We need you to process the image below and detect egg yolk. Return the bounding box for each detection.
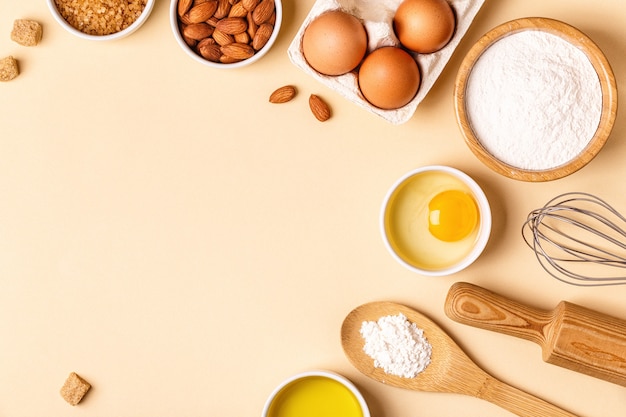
[428,190,478,242]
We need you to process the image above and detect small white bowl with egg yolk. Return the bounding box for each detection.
[380,165,491,276]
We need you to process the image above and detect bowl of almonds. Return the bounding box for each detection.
[171,0,282,68]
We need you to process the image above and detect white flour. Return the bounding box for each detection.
[360,313,432,378]
[465,30,602,170]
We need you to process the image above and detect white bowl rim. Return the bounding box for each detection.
[169,0,283,69]
[380,165,492,276]
[261,370,370,417]
[46,0,155,41]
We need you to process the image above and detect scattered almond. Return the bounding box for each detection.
[269,85,297,103]
[309,94,331,122]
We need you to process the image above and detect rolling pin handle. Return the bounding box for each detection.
[445,282,553,349]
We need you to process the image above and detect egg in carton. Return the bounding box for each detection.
[288,0,487,125]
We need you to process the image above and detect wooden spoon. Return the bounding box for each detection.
[341,301,579,417]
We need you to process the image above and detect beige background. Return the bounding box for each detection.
[2,0,626,416]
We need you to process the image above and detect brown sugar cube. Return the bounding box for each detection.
[11,19,43,46]
[0,56,19,82]
[60,372,91,406]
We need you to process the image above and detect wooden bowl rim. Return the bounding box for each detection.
[454,17,618,182]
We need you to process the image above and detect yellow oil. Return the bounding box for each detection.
[267,376,364,417]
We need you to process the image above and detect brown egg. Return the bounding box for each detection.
[393,0,456,54]
[302,10,368,76]
[358,46,421,110]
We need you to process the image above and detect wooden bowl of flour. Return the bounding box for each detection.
[454,17,617,182]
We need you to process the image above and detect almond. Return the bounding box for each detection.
[176,0,274,65]
[309,94,331,122]
[234,31,250,44]
[183,22,214,40]
[212,28,234,45]
[252,0,274,25]
[216,17,247,34]
[242,0,259,11]
[269,85,296,103]
[246,11,258,38]
[182,33,197,48]
[220,54,242,64]
[198,39,222,62]
[206,16,220,26]
[179,13,193,25]
[221,42,255,60]
[252,22,272,50]
[228,1,248,17]
[188,0,218,23]
[178,0,193,17]
[214,0,231,19]
[200,37,216,45]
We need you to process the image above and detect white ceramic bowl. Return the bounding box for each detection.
[47,0,155,41]
[170,0,283,68]
[380,166,491,276]
[262,370,370,417]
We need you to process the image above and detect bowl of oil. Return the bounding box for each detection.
[262,370,370,417]
[380,165,491,276]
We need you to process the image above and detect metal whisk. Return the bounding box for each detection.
[522,192,626,286]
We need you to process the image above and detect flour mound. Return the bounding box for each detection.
[360,313,432,378]
[465,30,602,170]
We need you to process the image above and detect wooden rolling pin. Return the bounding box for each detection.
[445,281,626,387]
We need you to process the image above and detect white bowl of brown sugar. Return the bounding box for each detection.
[47,0,155,41]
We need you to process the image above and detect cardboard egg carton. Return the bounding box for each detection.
[288,0,486,125]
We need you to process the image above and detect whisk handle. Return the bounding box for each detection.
[445,282,552,347]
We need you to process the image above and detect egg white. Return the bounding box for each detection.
[385,171,480,270]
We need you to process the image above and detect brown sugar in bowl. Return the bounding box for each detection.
[47,0,155,41]
[454,17,617,182]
